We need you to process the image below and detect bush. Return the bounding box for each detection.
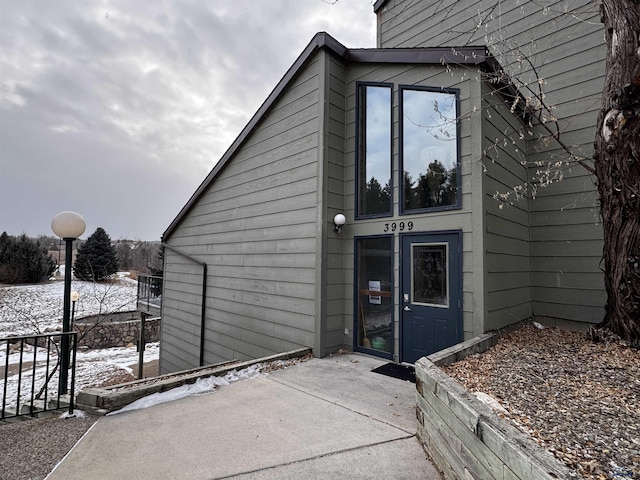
[0,232,56,284]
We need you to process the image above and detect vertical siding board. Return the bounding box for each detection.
[481,81,533,330]
[325,55,348,353]
[469,77,487,338]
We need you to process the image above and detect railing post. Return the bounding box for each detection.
[2,341,9,420]
[1,332,79,420]
[138,313,147,379]
[68,332,77,415]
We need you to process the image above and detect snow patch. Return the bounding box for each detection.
[60,409,88,419]
[0,342,159,407]
[109,364,265,415]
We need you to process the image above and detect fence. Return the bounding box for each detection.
[137,275,163,315]
[1,331,77,420]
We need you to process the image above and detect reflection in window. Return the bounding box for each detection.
[412,243,448,307]
[356,237,393,354]
[402,87,459,212]
[357,84,392,217]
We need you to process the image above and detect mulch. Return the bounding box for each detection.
[2,329,637,480]
[442,323,639,480]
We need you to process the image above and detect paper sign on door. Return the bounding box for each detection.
[368,280,381,304]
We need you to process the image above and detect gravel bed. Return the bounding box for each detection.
[0,414,96,480]
[0,355,311,479]
[443,324,639,480]
[0,364,151,480]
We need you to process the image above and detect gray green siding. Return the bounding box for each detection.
[162,0,607,371]
[160,55,324,373]
[481,81,532,330]
[523,7,605,324]
[377,0,606,326]
[159,255,205,373]
[324,55,349,353]
[343,63,485,349]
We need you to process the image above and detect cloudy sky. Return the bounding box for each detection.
[0,1,376,240]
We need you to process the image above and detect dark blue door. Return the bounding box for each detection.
[401,232,462,364]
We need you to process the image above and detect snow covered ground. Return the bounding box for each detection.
[0,342,160,408]
[0,278,159,410]
[1,279,301,415]
[0,274,138,336]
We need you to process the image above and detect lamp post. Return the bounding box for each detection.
[71,291,79,330]
[51,211,86,395]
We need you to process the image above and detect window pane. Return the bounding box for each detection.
[358,85,392,216]
[412,243,448,307]
[357,237,393,353]
[402,88,458,212]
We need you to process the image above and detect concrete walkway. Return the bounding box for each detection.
[48,354,442,479]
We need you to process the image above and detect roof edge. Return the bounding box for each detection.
[163,32,345,240]
[373,0,388,14]
[162,36,507,241]
[345,46,488,65]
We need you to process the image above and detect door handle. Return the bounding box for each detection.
[403,306,411,311]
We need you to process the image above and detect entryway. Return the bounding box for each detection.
[354,231,462,363]
[400,231,462,363]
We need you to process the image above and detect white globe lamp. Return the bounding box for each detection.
[51,211,86,395]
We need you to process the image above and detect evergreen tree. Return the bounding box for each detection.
[364,177,391,215]
[0,232,10,263]
[74,227,118,281]
[148,244,164,277]
[0,233,56,284]
[405,161,457,210]
[416,160,449,208]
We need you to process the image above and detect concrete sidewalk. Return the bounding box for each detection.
[48,354,441,479]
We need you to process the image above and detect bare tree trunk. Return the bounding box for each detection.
[594,0,640,342]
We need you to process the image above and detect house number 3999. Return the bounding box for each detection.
[384,221,413,232]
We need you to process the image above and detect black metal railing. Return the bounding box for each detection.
[1,331,77,420]
[137,274,163,313]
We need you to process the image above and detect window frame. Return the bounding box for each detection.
[355,81,394,220]
[399,85,462,215]
[353,234,395,359]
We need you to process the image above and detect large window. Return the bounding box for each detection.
[356,83,392,217]
[401,86,460,213]
[355,236,393,356]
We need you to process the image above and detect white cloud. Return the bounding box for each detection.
[0,1,376,240]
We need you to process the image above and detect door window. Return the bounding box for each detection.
[355,236,393,356]
[412,243,448,307]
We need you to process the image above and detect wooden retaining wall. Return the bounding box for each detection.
[415,335,579,480]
